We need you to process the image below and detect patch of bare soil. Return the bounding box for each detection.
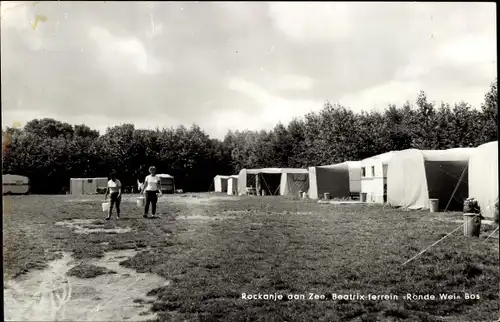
[323,200,364,205]
[177,214,236,220]
[63,199,98,203]
[4,249,170,321]
[55,219,133,234]
[171,194,235,204]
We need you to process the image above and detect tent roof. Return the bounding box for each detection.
[214,175,231,179]
[315,161,361,170]
[280,168,309,174]
[390,148,476,163]
[361,151,395,164]
[70,177,107,180]
[244,168,277,174]
[157,173,174,178]
[243,168,308,174]
[416,148,475,161]
[3,174,29,180]
[476,141,498,150]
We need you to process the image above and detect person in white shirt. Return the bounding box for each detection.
[140,166,162,218]
[104,173,122,220]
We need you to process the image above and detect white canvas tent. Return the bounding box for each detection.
[360,151,394,203]
[214,175,231,192]
[308,161,361,199]
[227,175,238,195]
[280,169,309,197]
[468,141,498,219]
[70,177,108,195]
[3,174,30,194]
[237,168,309,196]
[238,168,281,196]
[387,148,475,211]
[157,174,175,193]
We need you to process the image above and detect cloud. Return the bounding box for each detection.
[268,2,496,45]
[337,79,493,114]
[336,80,422,112]
[274,74,315,91]
[88,26,165,75]
[0,1,35,30]
[145,13,163,39]
[227,77,322,131]
[268,3,356,42]
[436,35,496,66]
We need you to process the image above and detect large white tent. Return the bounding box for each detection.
[280,169,309,197]
[387,148,475,211]
[238,168,280,196]
[3,174,30,194]
[70,177,108,195]
[227,175,239,195]
[308,161,361,199]
[237,168,309,196]
[360,151,394,203]
[468,141,498,219]
[213,175,231,192]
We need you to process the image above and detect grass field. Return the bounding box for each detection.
[3,193,499,321]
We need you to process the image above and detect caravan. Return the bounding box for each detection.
[3,174,30,195]
[157,174,175,193]
[360,151,394,203]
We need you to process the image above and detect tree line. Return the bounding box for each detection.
[2,80,497,194]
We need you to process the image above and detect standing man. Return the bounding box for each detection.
[140,166,162,218]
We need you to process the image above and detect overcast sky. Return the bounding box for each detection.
[1,1,496,139]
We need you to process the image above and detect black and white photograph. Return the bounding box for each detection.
[2,1,498,321]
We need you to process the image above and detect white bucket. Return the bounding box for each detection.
[101,202,109,212]
[429,199,439,213]
[137,197,145,207]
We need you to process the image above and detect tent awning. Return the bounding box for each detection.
[244,168,308,174]
[214,175,232,179]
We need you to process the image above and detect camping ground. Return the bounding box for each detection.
[3,193,499,321]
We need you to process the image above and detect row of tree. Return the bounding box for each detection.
[2,81,497,194]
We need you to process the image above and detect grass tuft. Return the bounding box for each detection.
[66,264,117,278]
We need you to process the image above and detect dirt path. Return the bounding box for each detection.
[4,248,170,321]
[4,193,230,321]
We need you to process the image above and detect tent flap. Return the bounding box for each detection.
[308,161,361,199]
[387,148,475,210]
[468,141,498,219]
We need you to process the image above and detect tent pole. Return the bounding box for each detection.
[443,164,468,213]
[260,174,272,195]
[274,184,281,196]
[291,174,308,197]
